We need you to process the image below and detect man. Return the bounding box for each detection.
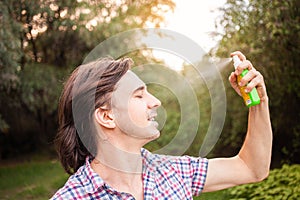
[51,51,272,199]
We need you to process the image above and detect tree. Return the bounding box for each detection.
[2,0,175,67]
[213,0,300,164]
[0,1,22,132]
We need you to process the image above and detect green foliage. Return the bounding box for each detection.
[19,63,68,125]
[180,62,212,156]
[0,1,22,131]
[228,164,300,199]
[0,63,70,158]
[214,0,300,163]
[193,189,230,200]
[0,1,22,71]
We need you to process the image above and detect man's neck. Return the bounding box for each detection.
[92,158,142,184]
[96,139,143,173]
[91,152,144,200]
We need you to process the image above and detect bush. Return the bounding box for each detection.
[228,164,300,200]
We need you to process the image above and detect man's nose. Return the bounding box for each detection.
[148,93,161,108]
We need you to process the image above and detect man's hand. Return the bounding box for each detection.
[229,51,268,102]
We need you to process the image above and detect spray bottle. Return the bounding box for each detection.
[232,55,260,107]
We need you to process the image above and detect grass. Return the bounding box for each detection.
[0,159,69,200]
[0,158,229,199]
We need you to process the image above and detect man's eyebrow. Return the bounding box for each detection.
[133,85,146,94]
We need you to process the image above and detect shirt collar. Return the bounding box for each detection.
[81,156,106,194]
[82,149,151,194]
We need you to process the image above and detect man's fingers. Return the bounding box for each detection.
[246,72,263,92]
[234,60,254,76]
[230,51,268,101]
[239,69,259,87]
[229,72,241,96]
[230,51,246,61]
[229,72,237,83]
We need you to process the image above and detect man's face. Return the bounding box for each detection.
[111,70,161,140]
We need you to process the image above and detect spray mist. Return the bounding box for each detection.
[232,55,260,107]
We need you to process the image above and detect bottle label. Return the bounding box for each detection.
[237,75,252,106]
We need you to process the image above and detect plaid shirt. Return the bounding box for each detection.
[51,148,208,199]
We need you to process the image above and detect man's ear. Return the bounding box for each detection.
[94,107,116,129]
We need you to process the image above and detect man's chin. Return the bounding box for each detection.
[147,130,160,141]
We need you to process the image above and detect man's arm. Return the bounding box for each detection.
[202,51,272,192]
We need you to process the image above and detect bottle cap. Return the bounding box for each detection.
[232,55,242,69]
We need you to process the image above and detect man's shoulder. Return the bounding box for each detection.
[50,157,105,199]
[50,165,87,199]
[141,148,208,170]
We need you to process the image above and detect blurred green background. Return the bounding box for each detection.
[0,0,299,199]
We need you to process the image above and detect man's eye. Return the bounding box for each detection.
[135,95,143,98]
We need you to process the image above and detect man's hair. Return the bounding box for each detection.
[55,57,132,175]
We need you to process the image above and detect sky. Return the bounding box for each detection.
[152,0,227,70]
[164,0,226,51]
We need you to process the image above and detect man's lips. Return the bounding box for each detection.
[147,113,157,121]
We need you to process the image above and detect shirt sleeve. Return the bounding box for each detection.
[172,155,209,196]
[190,157,208,195]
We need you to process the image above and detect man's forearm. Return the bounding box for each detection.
[238,98,273,181]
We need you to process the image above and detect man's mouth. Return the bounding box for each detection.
[147,113,157,121]
[147,112,159,129]
[148,116,156,121]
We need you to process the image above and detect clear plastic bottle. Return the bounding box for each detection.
[232,55,260,107]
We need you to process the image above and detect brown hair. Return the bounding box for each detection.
[55,57,132,174]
